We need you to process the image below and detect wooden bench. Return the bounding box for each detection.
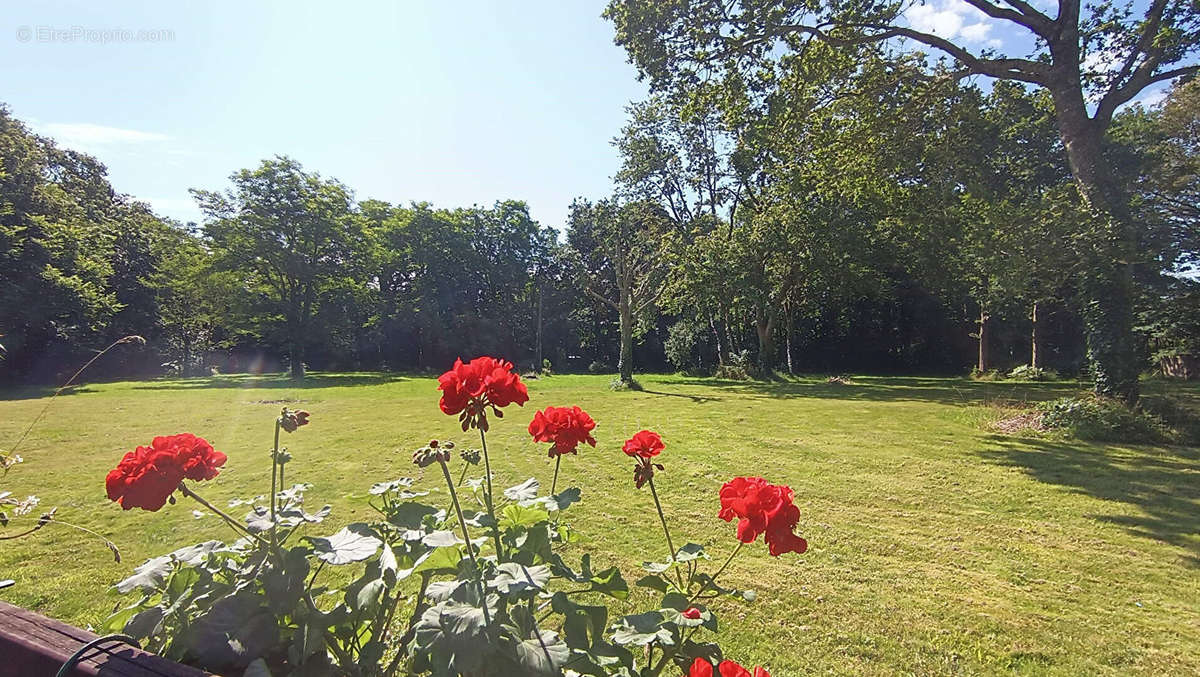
[0,601,213,676]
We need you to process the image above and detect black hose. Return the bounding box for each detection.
[55,633,141,677]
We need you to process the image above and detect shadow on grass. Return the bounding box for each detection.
[666,375,1083,406]
[129,372,410,391]
[979,436,1200,567]
[639,388,723,404]
[0,384,100,401]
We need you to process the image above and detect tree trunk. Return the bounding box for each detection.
[1031,301,1042,370]
[290,342,305,380]
[535,286,543,371]
[710,315,729,367]
[977,309,990,372]
[1050,85,1139,402]
[755,314,775,376]
[617,294,634,385]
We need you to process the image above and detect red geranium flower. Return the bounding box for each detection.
[718,476,808,556]
[528,406,597,457]
[106,434,227,511]
[686,657,770,677]
[622,430,664,459]
[438,356,529,430]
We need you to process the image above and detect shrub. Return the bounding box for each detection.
[103,356,803,676]
[1139,395,1200,446]
[1007,364,1059,381]
[587,360,612,374]
[969,367,1003,381]
[1038,395,1171,443]
[714,350,754,381]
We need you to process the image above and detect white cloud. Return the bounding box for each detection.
[1128,87,1168,110]
[905,1,1004,48]
[30,121,170,152]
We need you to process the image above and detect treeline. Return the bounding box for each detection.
[1,76,1196,385]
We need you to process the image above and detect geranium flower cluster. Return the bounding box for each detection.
[718,476,808,556]
[623,429,665,488]
[687,657,771,677]
[528,405,597,457]
[437,356,529,430]
[105,433,227,511]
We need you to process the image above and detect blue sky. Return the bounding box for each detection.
[1,1,647,228]
[0,1,1172,230]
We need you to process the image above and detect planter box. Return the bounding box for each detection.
[0,601,212,677]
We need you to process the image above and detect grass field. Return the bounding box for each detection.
[1,373,1198,675]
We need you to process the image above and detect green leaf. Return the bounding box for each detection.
[412,601,491,673]
[369,477,414,495]
[489,563,550,595]
[114,541,223,593]
[378,544,398,585]
[659,592,689,611]
[499,503,549,529]
[354,577,387,614]
[413,545,462,574]
[308,525,381,565]
[635,574,670,593]
[187,590,279,668]
[549,487,582,511]
[503,477,540,502]
[124,606,165,639]
[551,592,609,651]
[611,611,672,647]
[589,566,629,599]
[385,502,443,530]
[675,543,708,562]
[262,546,309,615]
[511,630,569,675]
[422,530,462,548]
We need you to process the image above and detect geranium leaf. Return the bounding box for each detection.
[675,543,708,562]
[412,601,491,673]
[611,611,672,646]
[512,629,569,675]
[549,487,581,511]
[113,541,223,593]
[489,563,551,595]
[499,503,549,529]
[386,502,442,530]
[421,530,462,548]
[369,477,414,495]
[503,477,540,502]
[635,574,670,593]
[308,525,380,565]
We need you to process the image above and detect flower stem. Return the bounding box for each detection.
[270,419,281,550]
[478,427,505,562]
[438,459,491,626]
[689,541,743,604]
[550,454,561,496]
[647,474,684,591]
[178,482,267,546]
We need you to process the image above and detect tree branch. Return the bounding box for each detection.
[1096,64,1199,125]
[771,23,1049,84]
[958,0,1054,38]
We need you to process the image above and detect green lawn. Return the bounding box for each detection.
[1,373,1198,675]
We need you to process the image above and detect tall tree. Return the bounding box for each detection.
[193,157,362,380]
[566,199,672,386]
[606,0,1200,401]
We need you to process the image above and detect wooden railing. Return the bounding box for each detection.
[0,601,213,676]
